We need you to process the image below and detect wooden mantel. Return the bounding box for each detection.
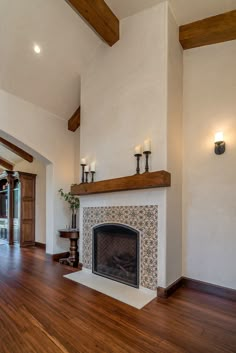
[71,171,171,196]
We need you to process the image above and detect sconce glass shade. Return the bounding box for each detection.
[214,132,224,143]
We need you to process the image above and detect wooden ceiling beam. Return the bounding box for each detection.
[0,137,33,163]
[0,157,14,171]
[180,10,236,50]
[66,0,119,46]
[68,107,81,132]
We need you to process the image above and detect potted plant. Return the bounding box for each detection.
[58,188,80,229]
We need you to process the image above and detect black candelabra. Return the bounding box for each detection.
[143,151,151,173]
[80,164,86,183]
[91,171,95,182]
[134,153,142,174]
[85,171,89,183]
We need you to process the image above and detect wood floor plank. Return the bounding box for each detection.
[0,245,236,353]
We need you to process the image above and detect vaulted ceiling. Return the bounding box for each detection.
[0,145,23,169]
[0,0,101,120]
[170,0,236,25]
[0,137,34,170]
[106,0,236,24]
[0,0,235,122]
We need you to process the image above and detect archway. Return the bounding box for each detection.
[0,129,54,253]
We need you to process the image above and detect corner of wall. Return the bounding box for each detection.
[165,6,183,286]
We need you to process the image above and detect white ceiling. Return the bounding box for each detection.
[0,0,235,121]
[170,0,236,25]
[0,0,101,120]
[106,0,165,20]
[107,0,236,24]
[0,145,23,167]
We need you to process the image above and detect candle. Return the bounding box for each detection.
[85,165,90,172]
[91,162,96,172]
[143,139,151,152]
[134,145,142,155]
[81,158,86,165]
[214,132,224,143]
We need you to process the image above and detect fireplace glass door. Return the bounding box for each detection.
[93,224,139,288]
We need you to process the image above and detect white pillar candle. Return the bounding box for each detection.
[214,132,224,143]
[134,145,142,154]
[85,165,90,172]
[143,139,151,152]
[90,162,96,172]
[81,158,86,165]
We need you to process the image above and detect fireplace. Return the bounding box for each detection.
[83,206,158,290]
[93,224,139,288]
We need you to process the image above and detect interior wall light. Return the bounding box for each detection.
[33,44,41,54]
[214,132,225,155]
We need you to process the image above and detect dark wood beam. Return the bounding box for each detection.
[180,10,236,50]
[68,107,81,132]
[0,137,33,163]
[66,0,119,46]
[0,157,14,171]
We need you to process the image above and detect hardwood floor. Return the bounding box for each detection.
[0,245,235,353]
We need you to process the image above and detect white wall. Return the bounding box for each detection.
[74,128,81,183]
[14,159,46,244]
[81,3,168,180]
[166,7,183,286]
[0,89,77,254]
[183,41,236,289]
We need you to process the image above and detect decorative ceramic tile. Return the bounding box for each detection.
[82,205,158,290]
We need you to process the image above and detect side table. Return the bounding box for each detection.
[58,229,82,268]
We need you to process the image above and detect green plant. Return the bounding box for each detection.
[58,188,80,214]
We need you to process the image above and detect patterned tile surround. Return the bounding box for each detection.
[83,205,158,290]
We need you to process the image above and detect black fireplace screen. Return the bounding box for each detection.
[93,224,139,288]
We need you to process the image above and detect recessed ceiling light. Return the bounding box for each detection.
[34,44,41,54]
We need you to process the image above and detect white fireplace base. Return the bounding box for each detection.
[64,269,157,309]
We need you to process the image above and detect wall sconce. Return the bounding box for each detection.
[214,132,225,155]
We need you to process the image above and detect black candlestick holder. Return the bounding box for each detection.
[85,172,89,183]
[91,171,95,183]
[134,154,142,174]
[143,151,151,173]
[80,164,86,183]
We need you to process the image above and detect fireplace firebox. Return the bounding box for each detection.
[93,224,139,288]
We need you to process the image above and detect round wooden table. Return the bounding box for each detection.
[58,229,80,268]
